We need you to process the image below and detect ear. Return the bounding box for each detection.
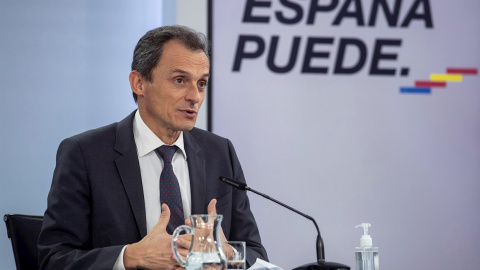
[129,70,145,98]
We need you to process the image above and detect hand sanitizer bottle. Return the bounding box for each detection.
[355,223,379,270]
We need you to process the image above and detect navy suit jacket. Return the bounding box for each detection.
[38,111,268,269]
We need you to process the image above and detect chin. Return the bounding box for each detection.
[178,123,196,131]
[183,126,195,131]
[172,118,197,131]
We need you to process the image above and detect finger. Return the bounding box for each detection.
[153,203,171,232]
[171,251,186,263]
[179,247,189,258]
[206,199,228,243]
[207,199,217,215]
[178,233,192,242]
[223,243,235,259]
[207,199,218,228]
[185,217,191,227]
[177,236,192,249]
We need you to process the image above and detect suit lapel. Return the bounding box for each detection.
[114,111,147,238]
[112,116,206,237]
[184,130,207,215]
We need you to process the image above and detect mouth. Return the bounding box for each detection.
[180,108,198,119]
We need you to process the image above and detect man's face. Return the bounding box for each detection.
[137,40,210,136]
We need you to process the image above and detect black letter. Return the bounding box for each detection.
[332,0,365,26]
[369,39,401,76]
[243,0,272,23]
[301,37,334,74]
[368,0,401,27]
[307,0,339,25]
[267,36,301,73]
[276,0,303,24]
[334,38,367,74]
[232,35,266,71]
[401,0,434,28]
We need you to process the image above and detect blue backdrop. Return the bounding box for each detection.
[0,1,165,268]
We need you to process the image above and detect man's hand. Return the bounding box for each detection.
[207,199,235,259]
[123,204,187,270]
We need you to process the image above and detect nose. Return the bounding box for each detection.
[185,84,201,104]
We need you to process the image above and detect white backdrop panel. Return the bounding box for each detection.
[211,1,480,269]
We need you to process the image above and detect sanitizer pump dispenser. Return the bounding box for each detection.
[355,223,379,270]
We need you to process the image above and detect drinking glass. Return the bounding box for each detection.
[225,241,246,270]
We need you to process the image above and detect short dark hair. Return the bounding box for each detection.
[131,25,210,102]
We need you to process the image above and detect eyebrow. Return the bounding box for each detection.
[171,68,210,78]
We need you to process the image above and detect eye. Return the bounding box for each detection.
[198,80,208,89]
[175,78,184,84]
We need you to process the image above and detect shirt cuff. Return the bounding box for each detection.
[113,245,128,270]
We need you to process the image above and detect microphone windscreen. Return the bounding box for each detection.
[219,176,247,190]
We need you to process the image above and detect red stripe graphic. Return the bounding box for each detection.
[446,68,478,75]
[415,81,446,87]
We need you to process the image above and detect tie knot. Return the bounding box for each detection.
[155,145,178,163]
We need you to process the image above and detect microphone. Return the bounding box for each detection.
[219,176,350,270]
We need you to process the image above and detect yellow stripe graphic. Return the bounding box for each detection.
[430,74,463,82]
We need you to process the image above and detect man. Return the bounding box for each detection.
[38,25,268,269]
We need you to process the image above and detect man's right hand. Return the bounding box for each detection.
[123,204,188,270]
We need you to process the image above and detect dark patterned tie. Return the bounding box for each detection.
[155,145,185,234]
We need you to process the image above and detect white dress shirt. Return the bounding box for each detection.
[113,110,192,269]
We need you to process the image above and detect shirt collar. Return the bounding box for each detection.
[133,110,187,159]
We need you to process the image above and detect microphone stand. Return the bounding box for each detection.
[219,176,350,270]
